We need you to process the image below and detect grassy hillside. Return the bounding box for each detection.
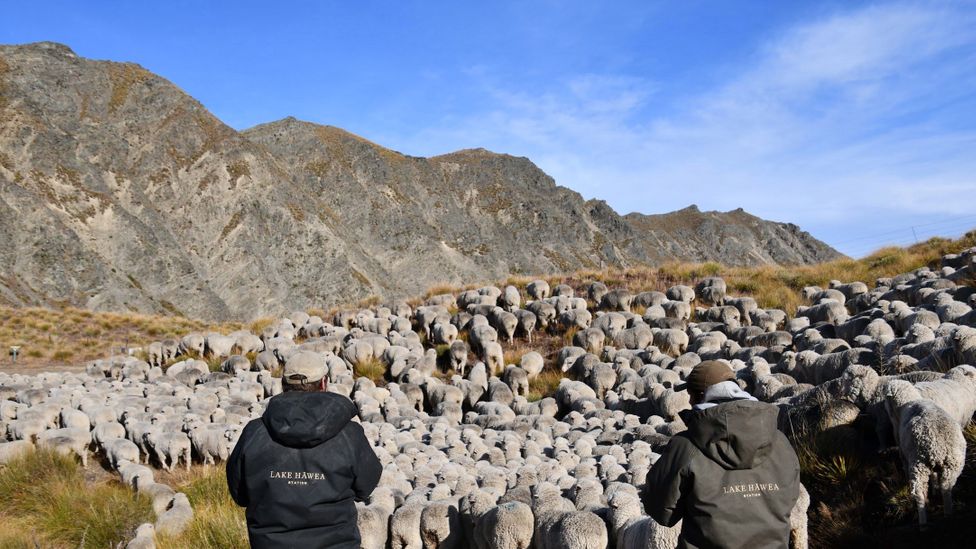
[2,231,972,372]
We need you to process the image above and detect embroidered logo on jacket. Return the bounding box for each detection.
[269,470,326,486]
[722,483,780,498]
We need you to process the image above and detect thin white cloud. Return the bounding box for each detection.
[385,2,976,255]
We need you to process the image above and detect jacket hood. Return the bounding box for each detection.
[693,380,758,410]
[262,391,357,448]
[684,397,779,470]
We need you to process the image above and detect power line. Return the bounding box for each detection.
[829,214,976,246]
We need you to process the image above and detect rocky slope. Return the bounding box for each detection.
[0,42,841,320]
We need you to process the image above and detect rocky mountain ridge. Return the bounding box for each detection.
[0,42,841,319]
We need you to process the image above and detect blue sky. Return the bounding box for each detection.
[3,1,976,256]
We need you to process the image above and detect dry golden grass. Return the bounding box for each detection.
[355,357,387,385]
[155,466,248,549]
[0,448,154,548]
[528,368,564,402]
[0,305,242,370]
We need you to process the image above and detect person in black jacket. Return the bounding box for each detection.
[641,360,800,549]
[227,354,382,549]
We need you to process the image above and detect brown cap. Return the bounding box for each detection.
[686,360,734,393]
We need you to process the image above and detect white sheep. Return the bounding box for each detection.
[420,497,463,548]
[0,440,33,466]
[607,489,679,549]
[125,523,156,549]
[390,495,426,549]
[118,460,155,491]
[37,427,91,466]
[884,380,966,527]
[93,421,127,446]
[520,352,544,380]
[357,487,396,549]
[531,483,608,549]
[144,431,192,472]
[156,492,194,536]
[105,438,141,470]
[476,501,534,549]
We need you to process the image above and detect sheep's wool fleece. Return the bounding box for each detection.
[227,391,383,549]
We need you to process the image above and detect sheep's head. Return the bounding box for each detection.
[839,364,878,405]
[883,379,921,412]
[947,364,976,384]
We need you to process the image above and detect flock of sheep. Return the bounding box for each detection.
[1,246,975,548]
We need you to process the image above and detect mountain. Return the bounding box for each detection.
[0,42,841,320]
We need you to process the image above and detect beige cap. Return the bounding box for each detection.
[686,360,735,393]
[282,351,328,385]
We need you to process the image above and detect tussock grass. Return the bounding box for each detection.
[0,305,242,369]
[157,467,248,549]
[355,357,386,384]
[248,316,276,335]
[0,448,153,548]
[528,368,563,402]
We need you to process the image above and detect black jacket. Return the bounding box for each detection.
[641,398,800,549]
[227,391,382,549]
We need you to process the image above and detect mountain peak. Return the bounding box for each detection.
[0,43,841,319]
[8,41,77,57]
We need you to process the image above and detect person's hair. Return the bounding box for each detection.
[282,376,327,393]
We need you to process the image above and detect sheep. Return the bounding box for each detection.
[358,487,396,549]
[560,309,593,331]
[653,329,689,357]
[0,440,33,466]
[482,341,506,377]
[37,428,90,466]
[493,310,519,344]
[613,325,653,351]
[695,277,727,306]
[126,523,157,549]
[476,501,534,549]
[60,408,91,431]
[433,322,459,345]
[143,481,178,516]
[909,365,976,427]
[531,483,608,549]
[665,285,695,303]
[514,310,537,342]
[797,301,848,325]
[144,431,192,472]
[156,492,194,536]
[188,424,232,465]
[420,497,463,549]
[884,380,966,527]
[118,460,155,491]
[791,484,810,549]
[105,438,141,470]
[503,366,530,398]
[390,495,427,549]
[519,352,544,381]
[600,289,633,312]
[527,280,551,300]
[607,489,680,549]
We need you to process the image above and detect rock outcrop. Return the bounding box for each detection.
[0,42,841,319]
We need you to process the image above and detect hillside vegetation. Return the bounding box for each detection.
[3,232,972,372]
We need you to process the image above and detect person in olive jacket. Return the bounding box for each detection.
[227,356,382,549]
[641,360,800,549]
